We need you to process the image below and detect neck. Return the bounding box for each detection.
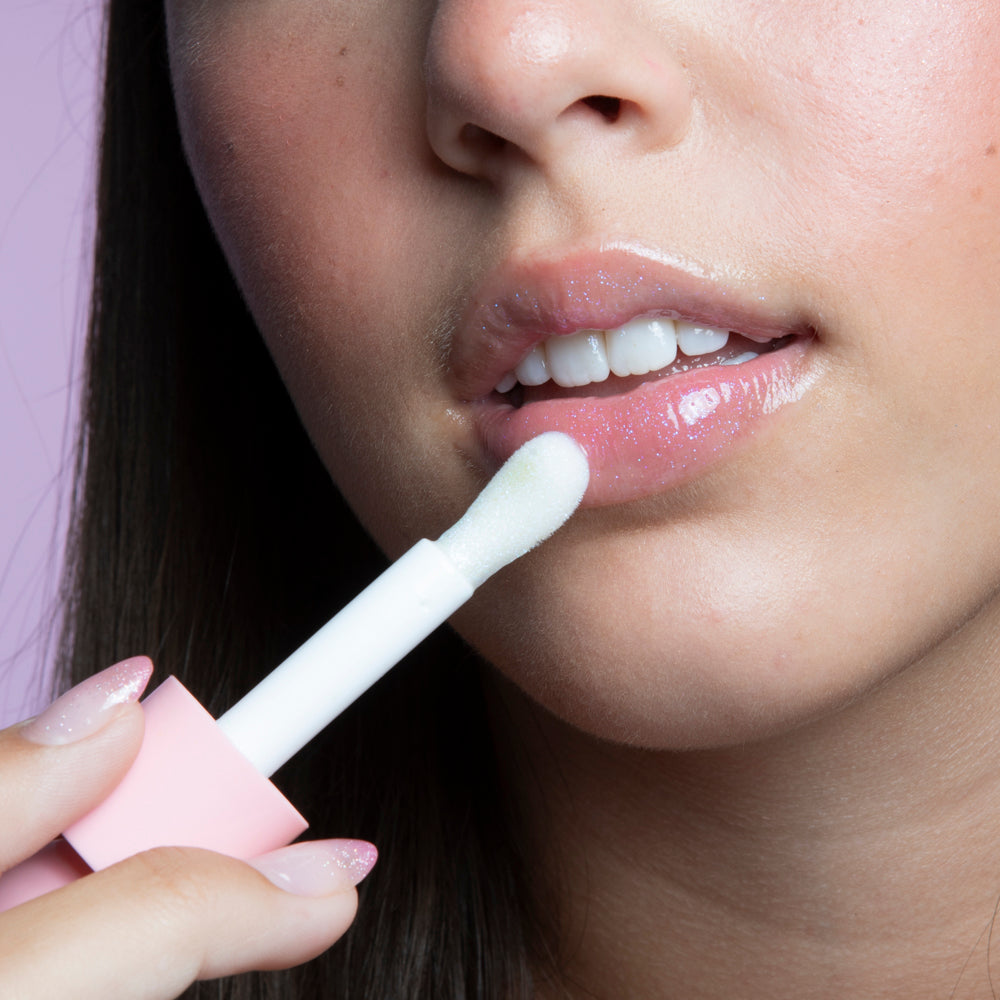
[496,603,1000,999]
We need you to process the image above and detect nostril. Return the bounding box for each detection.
[581,95,622,123]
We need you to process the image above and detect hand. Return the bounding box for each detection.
[0,658,375,999]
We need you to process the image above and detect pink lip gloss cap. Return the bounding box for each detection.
[0,677,307,912]
[0,840,92,910]
[62,677,308,872]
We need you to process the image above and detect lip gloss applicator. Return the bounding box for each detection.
[0,431,589,911]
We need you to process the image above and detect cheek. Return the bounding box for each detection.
[753,5,1000,451]
[169,6,468,547]
[171,9,411,340]
[780,6,1000,280]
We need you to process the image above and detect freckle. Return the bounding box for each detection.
[335,76,345,87]
[986,144,997,157]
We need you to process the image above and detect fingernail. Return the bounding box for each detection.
[21,657,154,746]
[249,839,378,897]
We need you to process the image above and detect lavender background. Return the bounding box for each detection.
[1,2,102,725]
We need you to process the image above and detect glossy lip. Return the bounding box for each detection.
[451,246,819,507]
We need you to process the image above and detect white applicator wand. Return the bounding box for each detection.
[0,432,589,910]
[217,429,589,777]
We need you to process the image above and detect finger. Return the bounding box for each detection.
[0,658,152,871]
[0,840,377,1000]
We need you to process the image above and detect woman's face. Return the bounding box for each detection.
[166,0,1000,747]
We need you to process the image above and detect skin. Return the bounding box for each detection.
[164,0,1000,748]
[7,0,1000,996]
[164,0,1000,995]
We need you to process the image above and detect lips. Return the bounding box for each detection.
[450,247,817,507]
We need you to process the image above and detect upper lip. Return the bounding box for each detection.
[449,245,813,400]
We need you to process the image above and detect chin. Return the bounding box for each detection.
[492,634,874,751]
[454,541,906,752]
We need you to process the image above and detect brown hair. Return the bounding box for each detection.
[60,2,536,995]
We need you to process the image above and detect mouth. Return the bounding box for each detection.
[452,247,818,507]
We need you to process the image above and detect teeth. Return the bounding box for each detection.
[493,315,764,393]
[721,351,759,366]
[606,317,677,377]
[514,344,550,386]
[675,321,729,356]
[495,372,517,393]
[546,329,610,388]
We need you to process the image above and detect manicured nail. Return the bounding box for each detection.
[249,839,378,897]
[21,657,154,746]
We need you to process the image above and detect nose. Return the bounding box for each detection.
[424,0,692,181]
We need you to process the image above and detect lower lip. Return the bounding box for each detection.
[472,340,815,506]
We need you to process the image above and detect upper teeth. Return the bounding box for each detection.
[494,316,753,393]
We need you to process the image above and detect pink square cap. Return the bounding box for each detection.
[64,677,309,871]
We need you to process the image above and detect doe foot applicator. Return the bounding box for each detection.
[0,432,589,911]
